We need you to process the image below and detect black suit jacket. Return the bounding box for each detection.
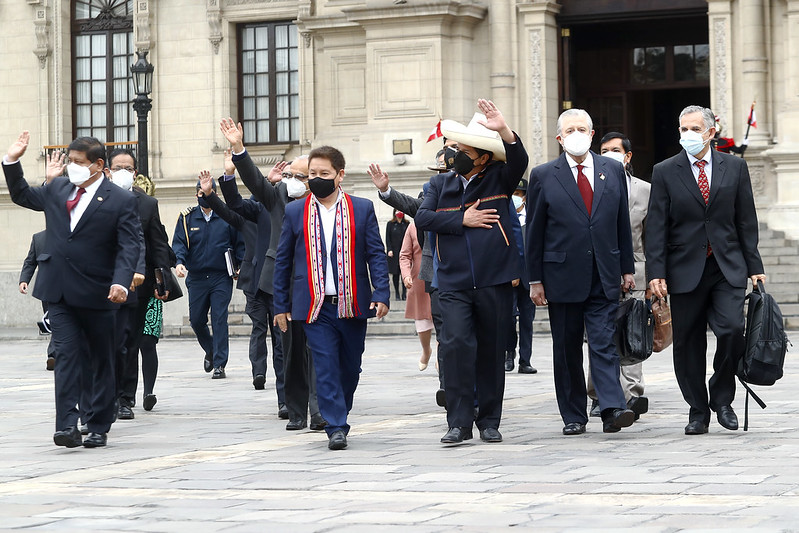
[19,230,46,285]
[132,188,172,301]
[4,162,141,309]
[645,149,763,293]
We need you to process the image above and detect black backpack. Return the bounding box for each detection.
[737,280,789,430]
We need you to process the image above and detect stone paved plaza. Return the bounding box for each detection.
[1,328,798,532]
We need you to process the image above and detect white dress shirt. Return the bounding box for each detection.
[686,149,713,188]
[68,175,104,232]
[565,152,595,190]
[314,190,343,296]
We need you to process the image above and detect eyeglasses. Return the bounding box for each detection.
[111,166,135,172]
[281,171,309,180]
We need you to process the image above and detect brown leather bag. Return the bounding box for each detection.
[651,296,673,352]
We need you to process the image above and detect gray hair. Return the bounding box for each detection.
[679,105,716,130]
[557,108,593,137]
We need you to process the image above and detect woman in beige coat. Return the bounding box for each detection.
[399,220,433,370]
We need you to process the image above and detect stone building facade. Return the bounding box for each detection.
[1,0,797,328]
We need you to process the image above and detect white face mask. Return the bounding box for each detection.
[110,169,135,191]
[512,195,524,210]
[66,162,96,186]
[679,129,709,156]
[283,177,307,198]
[603,151,627,165]
[561,131,592,157]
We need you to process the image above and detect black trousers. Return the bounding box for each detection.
[427,283,444,389]
[670,254,744,425]
[50,301,117,434]
[116,297,148,406]
[281,320,320,421]
[548,263,626,425]
[246,290,284,404]
[438,283,512,430]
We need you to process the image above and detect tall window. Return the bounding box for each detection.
[72,1,134,142]
[239,22,299,145]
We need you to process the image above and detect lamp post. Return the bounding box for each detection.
[130,50,154,178]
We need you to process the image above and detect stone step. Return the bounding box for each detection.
[759,246,799,257]
[758,238,787,248]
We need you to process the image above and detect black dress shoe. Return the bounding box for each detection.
[589,399,601,418]
[716,405,739,430]
[562,422,586,435]
[204,353,213,373]
[309,414,327,431]
[602,408,636,433]
[518,362,537,374]
[328,430,348,450]
[627,396,649,420]
[143,394,157,412]
[479,428,503,442]
[118,404,135,420]
[277,404,289,420]
[440,427,473,444]
[685,420,709,435]
[252,374,266,390]
[504,352,515,372]
[83,432,107,448]
[212,367,226,379]
[435,388,447,409]
[53,427,82,448]
[46,356,55,371]
[286,418,307,431]
[80,424,89,436]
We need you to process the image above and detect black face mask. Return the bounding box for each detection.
[308,176,337,198]
[197,196,211,209]
[452,150,477,176]
[444,146,458,170]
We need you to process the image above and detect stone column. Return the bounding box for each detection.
[490,0,517,123]
[517,1,561,166]
[740,0,770,144]
[762,0,799,239]
[707,0,734,138]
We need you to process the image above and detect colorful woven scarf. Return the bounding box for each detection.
[303,189,359,322]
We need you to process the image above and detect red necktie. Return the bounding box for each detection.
[576,164,593,216]
[66,187,86,217]
[695,160,712,256]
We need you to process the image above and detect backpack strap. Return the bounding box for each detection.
[738,377,767,431]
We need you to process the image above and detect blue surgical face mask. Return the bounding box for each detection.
[679,129,709,156]
[512,195,524,210]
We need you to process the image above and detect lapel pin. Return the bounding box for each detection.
[599,173,605,181]
[97,197,104,201]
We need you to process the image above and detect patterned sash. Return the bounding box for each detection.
[303,189,359,322]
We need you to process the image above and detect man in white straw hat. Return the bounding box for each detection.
[416,98,528,445]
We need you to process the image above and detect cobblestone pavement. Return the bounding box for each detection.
[1,330,798,532]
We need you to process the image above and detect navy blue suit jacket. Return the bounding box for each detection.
[4,162,140,309]
[526,152,634,303]
[415,135,528,291]
[273,193,390,321]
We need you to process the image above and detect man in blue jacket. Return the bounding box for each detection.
[415,99,528,445]
[173,180,245,379]
[273,145,389,451]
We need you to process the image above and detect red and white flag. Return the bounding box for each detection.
[426,121,442,143]
[747,108,757,129]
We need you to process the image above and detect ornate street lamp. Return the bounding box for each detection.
[130,50,154,178]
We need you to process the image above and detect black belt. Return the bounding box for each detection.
[323,295,339,304]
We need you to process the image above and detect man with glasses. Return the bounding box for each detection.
[219,117,326,432]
